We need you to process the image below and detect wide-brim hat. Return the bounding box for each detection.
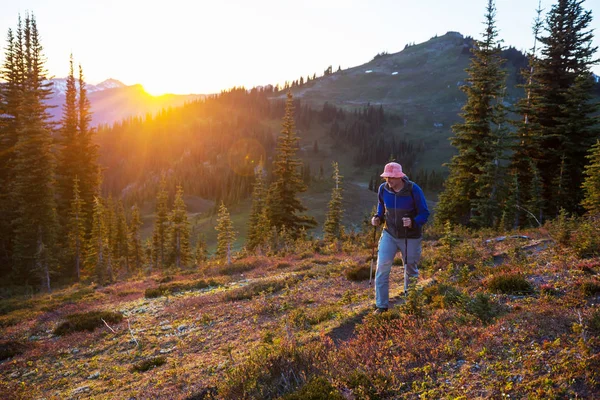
[380,162,406,178]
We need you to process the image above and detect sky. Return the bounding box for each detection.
[0,0,599,95]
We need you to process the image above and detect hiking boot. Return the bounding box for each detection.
[373,307,388,315]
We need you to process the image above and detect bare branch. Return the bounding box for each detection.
[101,318,116,333]
[127,318,140,347]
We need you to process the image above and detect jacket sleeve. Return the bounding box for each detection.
[376,184,386,221]
[412,184,430,227]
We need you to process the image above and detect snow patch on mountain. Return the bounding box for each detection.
[47,78,126,96]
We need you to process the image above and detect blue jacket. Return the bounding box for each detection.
[376,178,430,239]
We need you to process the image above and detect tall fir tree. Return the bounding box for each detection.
[266,92,316,237]
[507,3,545,228]
[246,164,270,251]
[194,233,208,265]
[324,161,344,242]
[167,185,191,269]
[581,140,600,216]
[115,200,129,274]
[0,26,21,278]
[215,201,236,264]
[105,195,118,274]
[77,64,100,234]
[529,0,598,217]
[128,204,144,272]
[435,0,508,228]
[151,174,169,270]
[67,176,86,281]
[10,13,59,287]
[87,197,109,284]
[56,55,79,235]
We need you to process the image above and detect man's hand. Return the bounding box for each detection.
[402,217,412,228]
[371,216,381,226]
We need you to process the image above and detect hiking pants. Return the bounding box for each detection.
[375,230,422,309]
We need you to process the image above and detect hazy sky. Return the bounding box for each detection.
[1,0,599,95]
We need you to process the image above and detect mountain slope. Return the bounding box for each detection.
[46,79,205,126]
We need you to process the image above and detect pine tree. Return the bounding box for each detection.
[246,164,270,252]
[115,200,129,273]
[266,92,316,237]
[128,204,144,272]
[508,3,544,228]
[194,233,208,265]
[530,0,598,217]
[77,64,100,233]
[324,161,344,242]
[87,197,109,284]
[581,140,600,216]
[56,55,79,233]
[67,177,86,281]
[215,202,236,264]
[168,184,191,269]
[105,195,118,274]
[151,174,169,270]
[435,0,507,228]
[0,26,21,277]
[10,13,59,287]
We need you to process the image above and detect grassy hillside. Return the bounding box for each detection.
[281,32,530,173]
[1,221,599,399]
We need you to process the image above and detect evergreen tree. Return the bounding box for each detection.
[151,174,169,270]
[529,0,598,217]
[67,176,86,281]
[77,64,100,233]
[168,184,191,269]
[87,197,109,284]
[10,13,59,286]
[0,26,21,277]
[435,0,507,228]
[105,195,118,273]
[215,202,236,264]
[194,233,208,265]
[246,164,270,252]
[56,55,79,233]
[324,161,344,242]
[508,3,544,227]
[115,200,129,273]
[128,204,144,272]
[266,92,316,237]
[581,140,600,215]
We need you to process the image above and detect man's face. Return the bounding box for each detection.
[386,177,402,184]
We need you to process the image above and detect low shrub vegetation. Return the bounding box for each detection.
[581,280,600,297]
[344,263,371,281]
[487,273,534,295]
[223,276,298,302]
[0,340,28,361]
[281,376,344,400]
[144,278,220,298]
[462,293,502,325]
[53,310,123,335]
[131,356,167,373]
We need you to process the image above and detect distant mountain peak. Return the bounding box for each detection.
[95,79,126,90]
[47,77,126,96]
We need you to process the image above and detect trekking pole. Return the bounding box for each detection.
[369,224,376,286]
[403,215,409,295]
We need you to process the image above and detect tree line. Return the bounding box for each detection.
[435,0,599,229]
[0,14,99,290]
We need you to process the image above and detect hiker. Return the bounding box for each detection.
[371,162,430,313]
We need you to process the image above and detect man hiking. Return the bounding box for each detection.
[371,162,430,314]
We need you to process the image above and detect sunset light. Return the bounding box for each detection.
[3,0,596,95]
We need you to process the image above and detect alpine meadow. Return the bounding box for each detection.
[2,0,600,399]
